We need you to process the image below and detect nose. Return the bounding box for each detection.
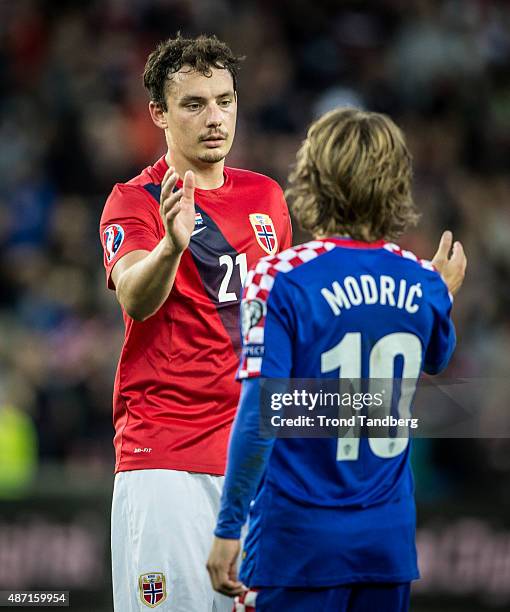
[205,102,223,128]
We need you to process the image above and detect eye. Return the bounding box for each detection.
[219,99,232,107]
[186,103,201,111]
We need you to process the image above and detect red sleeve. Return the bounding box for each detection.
[99,183,162,289]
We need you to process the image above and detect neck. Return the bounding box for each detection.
[165,150,225,190]
[314,233,352,240]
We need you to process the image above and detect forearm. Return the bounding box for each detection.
[116,239,183,320]
[215,380,275,539]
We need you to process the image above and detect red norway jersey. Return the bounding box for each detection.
[100,156,292,474]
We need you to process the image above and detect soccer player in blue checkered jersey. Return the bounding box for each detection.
[206,108,467,612]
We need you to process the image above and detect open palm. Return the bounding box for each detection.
[160,169,196,253]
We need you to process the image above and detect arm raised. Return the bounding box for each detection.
[112,168,196,321]
[431,230,467,297]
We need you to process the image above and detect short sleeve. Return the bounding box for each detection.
[99,184,161,289]
[237,261,294,379]
[423,273,456,375]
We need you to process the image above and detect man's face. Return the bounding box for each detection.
[163,66,237,166]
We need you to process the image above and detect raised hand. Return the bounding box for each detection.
[160,167,196,254]
[431,230,467,296]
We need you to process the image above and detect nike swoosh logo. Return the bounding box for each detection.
[191,226,207,237]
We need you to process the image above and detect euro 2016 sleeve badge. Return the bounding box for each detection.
[139,572,167,608]
[103,224,125,262]
[249,213,278,255]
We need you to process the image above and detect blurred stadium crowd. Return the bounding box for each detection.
[0,0,509,498]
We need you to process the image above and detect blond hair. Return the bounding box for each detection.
[286,108,419,241]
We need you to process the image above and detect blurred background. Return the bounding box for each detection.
[0,0,509,610]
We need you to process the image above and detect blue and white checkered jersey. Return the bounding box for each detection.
[216,237,456,588]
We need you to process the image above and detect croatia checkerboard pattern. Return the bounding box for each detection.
[238,240,336,378]
[234,589,258,611]
[238,239,446,379]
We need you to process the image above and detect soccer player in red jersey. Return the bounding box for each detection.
[99,35,292,611]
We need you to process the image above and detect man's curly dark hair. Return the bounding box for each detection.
[143,33,244,110]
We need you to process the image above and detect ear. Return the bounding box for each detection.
[149,101,168,130]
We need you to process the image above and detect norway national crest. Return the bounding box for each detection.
[249,213,278,255]
[139,572,167,608]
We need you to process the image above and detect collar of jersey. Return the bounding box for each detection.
[153,155,231,195]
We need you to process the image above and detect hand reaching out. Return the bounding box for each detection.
[431,231,467,296]
[160,167,196,254]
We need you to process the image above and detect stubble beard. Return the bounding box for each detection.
[197,149,227,164]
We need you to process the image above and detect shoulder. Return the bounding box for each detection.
[382,242,452,301]
[101,181,160,226]
[107,181,153,200]
[226,167,283,193]
[103,181,158,211]
[382,242,438,275]
[244,240,336,302]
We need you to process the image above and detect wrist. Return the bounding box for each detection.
[160,237,184,258]
[214,524,242,540]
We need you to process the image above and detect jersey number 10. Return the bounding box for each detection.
[321,332,422,461]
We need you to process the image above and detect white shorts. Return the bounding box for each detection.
[111,469,233,612]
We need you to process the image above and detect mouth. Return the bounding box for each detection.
[201,134,227,147]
